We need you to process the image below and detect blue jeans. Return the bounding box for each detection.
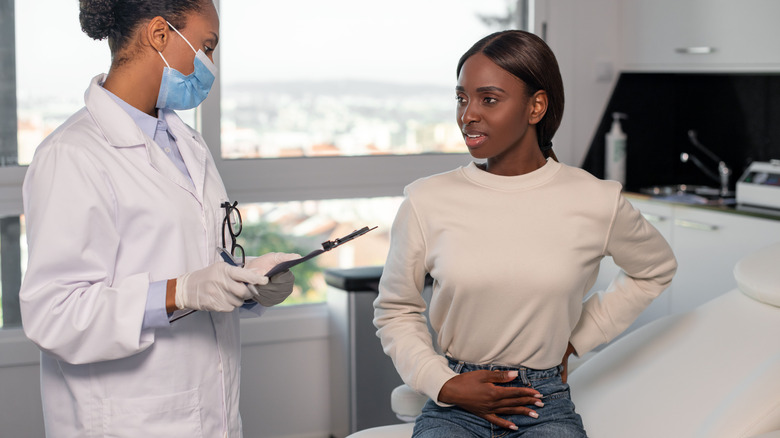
[412,357,587,438]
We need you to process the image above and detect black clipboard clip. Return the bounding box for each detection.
[323,226,377,251]
[264,226,378,277]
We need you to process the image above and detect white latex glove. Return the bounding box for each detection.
[175,262,266,312]
[245,252,301,307]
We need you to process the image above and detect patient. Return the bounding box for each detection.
[373,30,677,437]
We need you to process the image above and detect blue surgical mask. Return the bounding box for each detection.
[156,21,217,110]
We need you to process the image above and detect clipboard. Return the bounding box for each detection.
[170,226,377,322]
[261,226,378,277]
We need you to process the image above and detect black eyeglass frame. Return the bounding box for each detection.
[221,201,245,267]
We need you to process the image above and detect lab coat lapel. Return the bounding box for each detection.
[144,137,200,200]
[175,130,207,203]
[85,74,204,203]
[162,110,207,202]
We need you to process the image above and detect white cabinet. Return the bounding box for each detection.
[621,0,780,71]
[670,206,780,313]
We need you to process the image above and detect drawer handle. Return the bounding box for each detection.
[675,46,716,55]
[674,218,719,231]
[642,213,667,223]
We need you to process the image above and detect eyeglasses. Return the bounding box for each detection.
[170,201,247,323]
[221,201,245,267]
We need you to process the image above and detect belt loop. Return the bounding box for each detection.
[519,367,530,386]
[454,360,465,374]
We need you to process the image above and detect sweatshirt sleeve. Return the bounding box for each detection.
[373,192,457,405]
[569,193,677,356]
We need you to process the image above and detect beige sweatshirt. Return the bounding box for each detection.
[373,159,677,404]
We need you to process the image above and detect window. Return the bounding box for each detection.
[14,0,197,165]
[207,0,518,219]
[219,0,517,159]
[14,0,109,166]
[1,0,522,327]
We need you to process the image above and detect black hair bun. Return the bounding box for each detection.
[79,0,116,40]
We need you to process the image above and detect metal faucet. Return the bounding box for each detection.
[680,130,731,197]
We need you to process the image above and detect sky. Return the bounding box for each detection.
[217,0,511,86]
[15,0,512,100]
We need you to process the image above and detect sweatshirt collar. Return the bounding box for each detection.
[460,158,561,191]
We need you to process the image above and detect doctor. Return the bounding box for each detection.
[19,1,297,436]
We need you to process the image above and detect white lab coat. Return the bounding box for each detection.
[20,75,253,437]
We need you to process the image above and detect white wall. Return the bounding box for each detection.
[0,329,43,438]
[537,0,621,168]
[239,305,332,438]
[0,305,333,438]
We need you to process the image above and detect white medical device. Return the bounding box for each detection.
[736,160,780,211]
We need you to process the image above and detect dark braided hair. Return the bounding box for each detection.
[457,30,564,160]
[79,0,208,63]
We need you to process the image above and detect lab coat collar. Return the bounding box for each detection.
[85,74,207,201]
[102,86,166,143]
[84,74,148,148]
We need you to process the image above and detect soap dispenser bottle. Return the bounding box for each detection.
[605,112,627,184]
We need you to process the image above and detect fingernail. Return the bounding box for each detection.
[535,401,544,407]
[530,411,539,419]
[506,370,518,379]
[509,424,518,431]
[534,393,543,398]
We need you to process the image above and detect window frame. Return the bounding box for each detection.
[0,167,25,217]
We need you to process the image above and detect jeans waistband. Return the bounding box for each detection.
[446,356,564,385]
